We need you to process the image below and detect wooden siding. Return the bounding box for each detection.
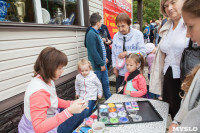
[0,29,87,102]
[89,0,103,19]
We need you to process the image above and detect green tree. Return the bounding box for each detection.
[133,0,162,29]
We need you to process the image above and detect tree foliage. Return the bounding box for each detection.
[133,0,162,27]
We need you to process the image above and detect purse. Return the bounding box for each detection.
[116,37,126,70]
[180,39,200,81]
[118,70,140,94]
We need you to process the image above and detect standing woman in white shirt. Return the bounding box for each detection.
[149,0,189,119]
[168,1,200,132]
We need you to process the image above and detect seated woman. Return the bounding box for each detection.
[18,47,88,133]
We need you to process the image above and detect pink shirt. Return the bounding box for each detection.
[123,72,147,97]
[29,75,73,133]
[147,53,155,74]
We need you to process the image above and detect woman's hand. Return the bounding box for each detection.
[113,67,118,77]
[118,51,127,59]
[168,123,178,133]
[75,95,79,99]
[67,99,88,114]
[105,39,112,45]
[102,38,107,42]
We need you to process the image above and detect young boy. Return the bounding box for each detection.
[86,13,111,100]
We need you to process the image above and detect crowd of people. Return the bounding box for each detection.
[17,0,200,132]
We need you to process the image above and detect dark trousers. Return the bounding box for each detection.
[105,45,112,69]
[116,75,124,93]
[163,67,182,119]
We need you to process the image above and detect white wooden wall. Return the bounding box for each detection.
[89,0,103,22]
[0,0,104,102]
[0,29,87,102]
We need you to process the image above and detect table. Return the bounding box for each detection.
[96,94,169,133]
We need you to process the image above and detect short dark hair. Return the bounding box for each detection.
[90,13,102,26]
[182,0,200,18]
[115,12,131,26]
[34,47,68,83]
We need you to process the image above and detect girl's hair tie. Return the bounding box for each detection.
[134,52,142,56]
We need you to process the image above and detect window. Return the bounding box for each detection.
[4,0,35,23]
[1,0,87,26]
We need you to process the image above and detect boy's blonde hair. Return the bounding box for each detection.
[77,59,92,71]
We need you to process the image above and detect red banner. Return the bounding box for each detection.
[103,0,132,39]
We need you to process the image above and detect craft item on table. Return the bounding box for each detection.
[131,101,139,110]
[99,108,108,112]
[100,117,109,124]
[85,119,94,127]
[118,111,126,117]
[109,112,117,118]
[99,104,107,108]
[108,103,115,108]
[117,107,125,112]
[90,115,97,119]
[110,118,119,124]
[97,101,163,125]
[119,117,129,123]
[115,103,123,108]
[100,112,108,117]
[108,107,116,112]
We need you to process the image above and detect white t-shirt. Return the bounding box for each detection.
[160,18,190,79]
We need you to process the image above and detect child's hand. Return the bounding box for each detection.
[98,95,102,99]
[75,95,79,99]
[125,90,131,95]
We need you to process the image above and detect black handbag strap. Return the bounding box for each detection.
[118,70,140,94]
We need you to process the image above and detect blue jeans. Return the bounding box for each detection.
[83,100,96,118]
[57,100,96,133]
[94,67,111,100]
[57,109,84,133]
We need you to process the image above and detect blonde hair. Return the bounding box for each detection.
[160,0,185,17]
[181,65,200,97]
[77,59,92,71]
[126,53,144,74]
[155,20,160,26]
